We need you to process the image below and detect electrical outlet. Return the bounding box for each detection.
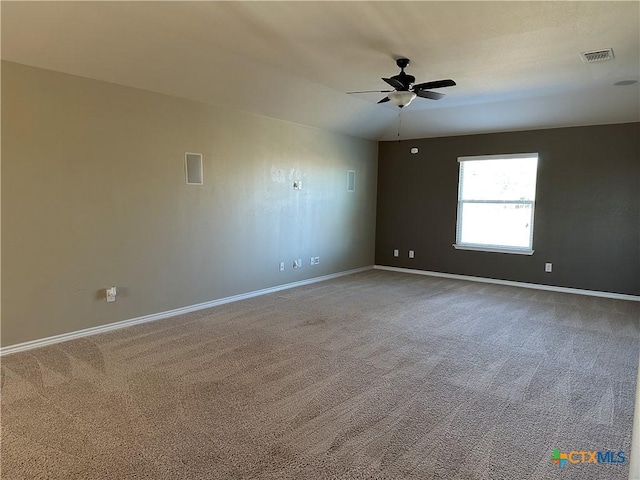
[393,249,399,257]
[545,262,553,273]
[106,286,117,303]
[279,262,285,272]
[293,180,302,190]
[293,259,302,269]
[408,250,415,259]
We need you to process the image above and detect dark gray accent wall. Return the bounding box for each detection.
[376,123,640,296]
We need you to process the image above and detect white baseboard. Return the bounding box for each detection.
[0,266,373,356]
[3,264,635,356]
[374,265,640,302]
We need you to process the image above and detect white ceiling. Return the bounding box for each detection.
[2,1,639,141]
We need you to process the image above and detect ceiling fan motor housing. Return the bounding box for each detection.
[394,58,414,90]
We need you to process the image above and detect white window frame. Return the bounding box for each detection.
[453,153,538,255]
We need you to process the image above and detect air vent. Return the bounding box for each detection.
[347,170,355,192]
[185,152,203,185]
[580,48,614,63]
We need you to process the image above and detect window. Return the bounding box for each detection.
[454,153,539,255]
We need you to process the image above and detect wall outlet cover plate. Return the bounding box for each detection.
[106,287,117,302]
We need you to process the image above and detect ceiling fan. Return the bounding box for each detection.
[347,58,456,108]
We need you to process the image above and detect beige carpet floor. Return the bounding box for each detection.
[1,270,638,479]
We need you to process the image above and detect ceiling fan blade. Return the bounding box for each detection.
[413,79,456,90]
[377,96,391,104]
[347,90,393,94]
[382,77,404,89]
[416,90,444,100]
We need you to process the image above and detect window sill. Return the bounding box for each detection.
[452,244,534,255]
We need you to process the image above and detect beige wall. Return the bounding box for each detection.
[1,61,378,347]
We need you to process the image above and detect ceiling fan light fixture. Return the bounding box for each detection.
[388,91,416,108]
